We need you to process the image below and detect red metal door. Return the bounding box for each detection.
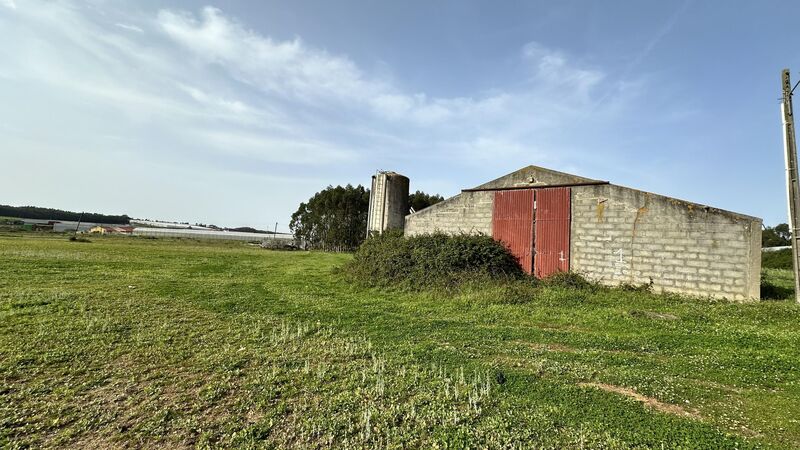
[492,190,534,274]
[534,187,571,278]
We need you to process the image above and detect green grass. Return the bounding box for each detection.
[1,234,799,448]
[762,249,793,270]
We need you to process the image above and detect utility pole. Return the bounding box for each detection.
[75,211,85,235]
[781,68,800,303]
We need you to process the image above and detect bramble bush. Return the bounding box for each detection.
[343,231,523,289]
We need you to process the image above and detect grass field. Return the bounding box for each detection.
[1,234,799,448]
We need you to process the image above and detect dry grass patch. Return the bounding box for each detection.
[579,382,701,419]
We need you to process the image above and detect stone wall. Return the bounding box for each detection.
[570,184,761,300]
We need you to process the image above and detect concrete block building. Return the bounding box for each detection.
[403,165,762,300]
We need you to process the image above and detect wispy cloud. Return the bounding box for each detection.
[0,0,648,227]
[154,6,623,134]
[115,23,144,33]
[622,0,693,78]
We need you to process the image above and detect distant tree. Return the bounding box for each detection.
[408,191,444,213]
[229,226,273,234]
[290,184,370,251]
[763,223,791,247]
[290,186,444,251]
[0,204,130,224]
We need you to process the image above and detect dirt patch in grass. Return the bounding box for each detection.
[579,382,701,419]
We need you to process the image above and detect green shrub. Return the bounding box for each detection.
[344,232,523,288]
[762,248,792,270]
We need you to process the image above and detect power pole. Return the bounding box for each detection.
[75,211,85,235]
[781,68,800,303]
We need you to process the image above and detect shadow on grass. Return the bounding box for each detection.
[761,279,794,301]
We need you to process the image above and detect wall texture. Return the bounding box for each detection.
[405,191,494,236]
[570,184,761,300]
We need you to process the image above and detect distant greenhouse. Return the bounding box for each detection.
[132,227,295,244]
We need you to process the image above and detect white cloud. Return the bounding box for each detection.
[177,83,258,116]
[115,23,143,33]
[522,42,604,99]
[0,1,647,228]
[154,7,601,130]
[158,7,371,102]
[0,0,15,10]
[197,129,357,165]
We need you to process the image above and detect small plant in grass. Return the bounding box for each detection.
[617,277,654,293]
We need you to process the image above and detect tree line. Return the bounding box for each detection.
[290,185,442,251]
[0,204,130,224]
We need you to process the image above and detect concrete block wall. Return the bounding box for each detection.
[405,191,494,236]
[570,184,761,300]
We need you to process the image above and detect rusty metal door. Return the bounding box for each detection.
[533,187,571,278]
[492,190,534,274]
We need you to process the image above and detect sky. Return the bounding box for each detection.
[2,0,799,231]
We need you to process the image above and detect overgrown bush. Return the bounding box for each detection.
[343,232,523,289]
[762,248,792,270]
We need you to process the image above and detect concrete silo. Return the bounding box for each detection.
[367,171,409,236]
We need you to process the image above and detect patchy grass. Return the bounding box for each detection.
[1,234,799,448]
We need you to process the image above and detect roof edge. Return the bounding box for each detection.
[404,165,763,223]
[471,165,600,190]
[601,182,762,223]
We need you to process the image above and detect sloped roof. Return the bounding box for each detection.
[406,165,760,222]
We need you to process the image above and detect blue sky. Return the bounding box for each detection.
[1,0,797,230]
